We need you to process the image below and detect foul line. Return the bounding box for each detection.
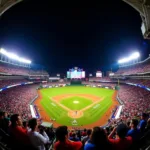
[42,92,105,118]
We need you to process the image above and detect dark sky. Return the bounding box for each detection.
[0,0,150,75]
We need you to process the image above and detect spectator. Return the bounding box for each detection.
[28,118,49,150]
[46,127,55,141]
[138,113,147,132]
[108,124,132,150]
[54,126,82,150]
[23,120,27,127]
[9,114,31,148]
[77,130,82,141]
[145,118,150,131]
[69,132,80,142]
[84,127,112,150]
[126,119,141,141]
[82,129,87,136]
[82,129,92,145]
[0,111,9,133]
[104,127,111,136]
[69,129,74,137]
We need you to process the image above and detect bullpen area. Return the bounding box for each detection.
[35,86,118,128]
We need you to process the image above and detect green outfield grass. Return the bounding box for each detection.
[39,86,115,126]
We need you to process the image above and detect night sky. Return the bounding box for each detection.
[0,0,150,75]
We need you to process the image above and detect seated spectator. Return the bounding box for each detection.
[126,119,141,141]
[84,127,112,150]
[77,130,81,141]
[145,118,150,131]
[82,129,92,145]
[69,132,80,142]
[28,118,49,150]
[69,129,74,137]
[108,124,132,150]
[82,129,87,137]
[104,126,111,136]
[0,111,9,133]
[45,127,55,141]
[23,120,28,130]
[9,114,31,148]
[138,113,147,133]
[54,126,82,150]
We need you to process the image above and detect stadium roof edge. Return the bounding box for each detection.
[0,0,23,16]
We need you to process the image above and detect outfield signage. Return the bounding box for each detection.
[0,81,47,92]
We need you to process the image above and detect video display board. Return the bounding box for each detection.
[96,71,102,77]
[67,68,85,79]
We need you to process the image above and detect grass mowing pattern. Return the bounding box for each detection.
[40,86,114,126]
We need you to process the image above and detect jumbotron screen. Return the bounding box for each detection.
[67,69,85,79]
[96,71,102,77]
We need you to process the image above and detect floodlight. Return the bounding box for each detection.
[130,52,140,59]
[118,52,140,64]
[0,48,32,64]
[0,48,7,55]
[118,58,129,64]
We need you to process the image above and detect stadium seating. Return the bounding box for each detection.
[115,59,150,75]
[0,84,38,120]
[0,62,49,76]
[0,79,28,88]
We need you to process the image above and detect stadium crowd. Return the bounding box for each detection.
[0,110,150,150]
[0,79,28,88]
[117,85,150,121]
[0,85,38,121]
[0,63,49,76]
[115,60,150,75]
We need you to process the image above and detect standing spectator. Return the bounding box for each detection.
[69,132,80,141]
[9,114,31,149]
[22,121,28,130]
[77,130,82,141]
[82,129,92,145]
[126,119,141,141]
[108,124,132,150]
[138,113,147,133]
[84,127,112,150]
[145,118,150,131]
[54,126,82,150]
[69,129,74,137]
[28,118,49,150]
[0,111,9,133]
[82,129,87,137]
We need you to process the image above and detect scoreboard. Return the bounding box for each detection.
[96,71,102,77]
[67,67,85,79]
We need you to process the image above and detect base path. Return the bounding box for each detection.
[52,94,103,118]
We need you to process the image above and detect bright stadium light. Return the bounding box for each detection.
[118,52,140,64]
[0,48,31,64]
[130,52,140,59]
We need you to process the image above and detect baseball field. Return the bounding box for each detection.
[35,86,118,128]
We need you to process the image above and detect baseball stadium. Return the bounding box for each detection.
[0,0,150,150]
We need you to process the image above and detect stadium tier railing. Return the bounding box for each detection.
[116,93,124,105]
